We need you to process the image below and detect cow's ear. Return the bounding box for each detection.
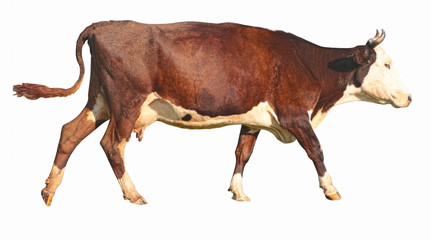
[353,47,371,65]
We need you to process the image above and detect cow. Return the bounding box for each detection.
[13,21,411,206]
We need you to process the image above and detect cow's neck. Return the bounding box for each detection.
[297,44,362,126]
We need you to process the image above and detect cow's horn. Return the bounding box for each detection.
[367,29,385,48]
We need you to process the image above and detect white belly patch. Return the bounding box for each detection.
[133,92,296,143]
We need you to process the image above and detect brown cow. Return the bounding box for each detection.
[13,21,411,205]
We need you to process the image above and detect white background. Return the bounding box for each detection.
[4,0,430,239]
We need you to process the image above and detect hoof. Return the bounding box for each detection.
[228,185,251,202]
[229,188,251,202]
[41,188,54,206]
[132,197,148,205]
[232,194,251,202]
[125,194,148,205]
[325,192,341,201]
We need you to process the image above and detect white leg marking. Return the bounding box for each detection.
[318,172,341,200]
[114,139,147,205]
[118,171,137,196]
[45,165,65,193]
[229,173,250,201]
[118,171,147,205]
[41,165,65,205]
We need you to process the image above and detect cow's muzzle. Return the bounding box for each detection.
[391,91,412,108]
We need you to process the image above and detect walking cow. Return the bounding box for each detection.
[13,21,411,205]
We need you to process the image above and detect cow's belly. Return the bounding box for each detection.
[134,92,296,143]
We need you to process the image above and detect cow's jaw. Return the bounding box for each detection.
[359,46,411,108]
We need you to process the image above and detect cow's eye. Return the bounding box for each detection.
[384,63,391,69]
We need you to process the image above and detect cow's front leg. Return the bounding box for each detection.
[101,120,147,205]
[282,117,341,200]
[229,125,260,201]
[319,172,340,200]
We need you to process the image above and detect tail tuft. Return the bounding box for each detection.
[13,22,92,100]
[13,83,70,100]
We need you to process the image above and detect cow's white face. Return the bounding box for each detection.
[359,46,411,108]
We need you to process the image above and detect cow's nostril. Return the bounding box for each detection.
[408,95,412,103]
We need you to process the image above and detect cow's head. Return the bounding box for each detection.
[352,30,411,108]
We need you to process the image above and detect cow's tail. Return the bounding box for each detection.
[13,25,93,100]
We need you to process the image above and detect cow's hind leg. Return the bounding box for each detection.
[100,119,147,205]
[229,125,260,201]
[42,107,107,206]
